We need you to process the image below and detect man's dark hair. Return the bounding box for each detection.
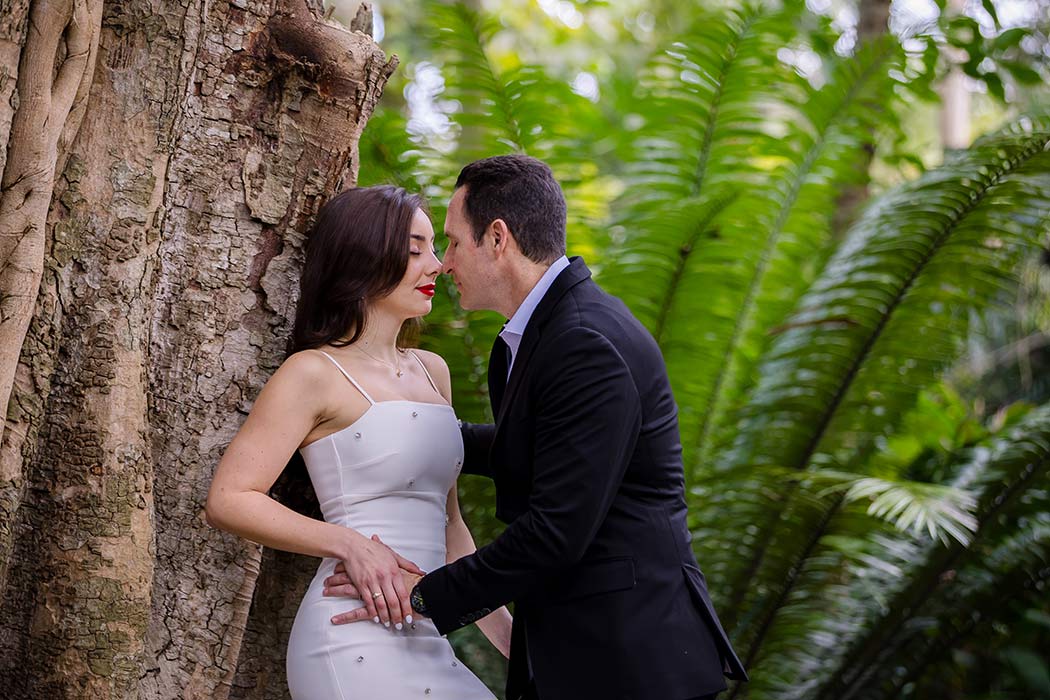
[455,154,567,263]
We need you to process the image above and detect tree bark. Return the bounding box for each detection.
[0,1,395,698]
[0,0,104,616]
[857,0,890,42]
[939,0,971,152]
[831,0,890,237]
[0,0,103,437]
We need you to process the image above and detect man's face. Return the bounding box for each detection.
[443,187,497,312]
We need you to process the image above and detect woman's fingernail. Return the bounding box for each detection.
[330,616,339,623]
[373,616,380,624]
[384,621,391,628]
[395,623,403,630]
[405,615,413,625]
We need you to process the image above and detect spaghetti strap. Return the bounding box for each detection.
[410,351,442,395]
[316,351,376,405]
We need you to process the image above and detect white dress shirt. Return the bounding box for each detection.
[499,256,570,377]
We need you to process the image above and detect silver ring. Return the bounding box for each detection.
[371,591,382,600]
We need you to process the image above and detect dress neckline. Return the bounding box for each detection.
[299,400,455,450]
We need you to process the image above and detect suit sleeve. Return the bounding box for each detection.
[417,327,641,634]
[460,421,496,479]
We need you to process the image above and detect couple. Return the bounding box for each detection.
[206,155,747,700]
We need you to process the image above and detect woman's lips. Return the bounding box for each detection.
[416,284,436,298]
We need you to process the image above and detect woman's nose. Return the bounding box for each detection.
[427,249,442,273]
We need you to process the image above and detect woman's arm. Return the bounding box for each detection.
[446,485,513,657]
[416,349,513,656]
[205,351,420,628]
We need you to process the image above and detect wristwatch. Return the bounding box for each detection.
[409,583,428,617]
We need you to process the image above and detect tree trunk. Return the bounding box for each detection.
[0,1,395,698]
[939,0,971,152]
[857,0,890,42]
[831,0,890,237]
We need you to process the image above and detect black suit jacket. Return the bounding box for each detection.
[417,258,748,700]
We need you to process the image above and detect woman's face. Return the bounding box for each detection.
[372,207,442,320]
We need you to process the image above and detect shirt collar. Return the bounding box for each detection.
[501,255,570,340]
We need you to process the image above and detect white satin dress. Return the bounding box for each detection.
[286,351,495,700]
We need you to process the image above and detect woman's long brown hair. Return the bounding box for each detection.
[291,185,428,352]
[278,185,430,517]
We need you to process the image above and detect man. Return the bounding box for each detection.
[328,155,746,700]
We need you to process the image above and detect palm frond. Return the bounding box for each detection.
[713,117,1050,635]
[601,4,797,326]
[601,17,907,480]
[815,471,978,545]
[729,116,1050,474]
[425,1,525,160]
[679,38,907,476]
[356,94,425,192]
[739,404,1050,700]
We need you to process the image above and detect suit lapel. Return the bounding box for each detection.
[494,257,592,427]
[487,334,510,415]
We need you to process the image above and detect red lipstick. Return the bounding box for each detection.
[416,284,436,298]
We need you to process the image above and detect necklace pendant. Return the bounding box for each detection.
[396,369,403,378]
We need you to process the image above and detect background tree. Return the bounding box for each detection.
[0,1,394,697]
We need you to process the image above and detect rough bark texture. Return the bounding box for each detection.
[0,0,103,603]
[0,1,395,698]
[0,0,31,603]
[0,0,30,179]
[0,0,103,435]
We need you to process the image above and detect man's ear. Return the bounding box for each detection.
[489,219,513,255]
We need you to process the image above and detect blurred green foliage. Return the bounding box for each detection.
[334,0,1050,697]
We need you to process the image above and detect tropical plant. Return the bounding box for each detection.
[360,2,1050,698]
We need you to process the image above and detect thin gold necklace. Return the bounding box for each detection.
[353,344,405,378]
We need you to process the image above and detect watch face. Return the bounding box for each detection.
[410,586,426,615]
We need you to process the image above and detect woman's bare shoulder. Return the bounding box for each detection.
[410,348,452,399]
[410,348,449,371]
[271,348,340,389]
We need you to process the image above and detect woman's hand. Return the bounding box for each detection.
[328,534,424,628]
[335,534,425,628]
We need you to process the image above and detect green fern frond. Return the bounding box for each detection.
[812,471,978,545]
[742,404,1050,700]
[711,115,1050,661]
[730,117,1050,475]
[356,98,425,191]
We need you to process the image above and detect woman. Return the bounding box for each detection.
[205,185,511,699]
